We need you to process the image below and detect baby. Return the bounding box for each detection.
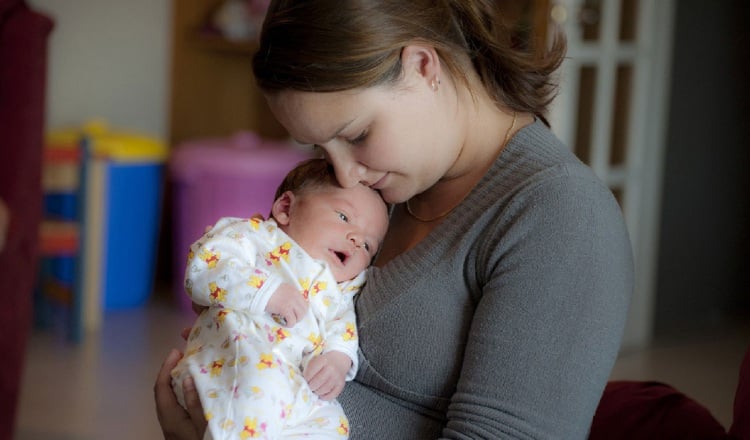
[171,158,389,439]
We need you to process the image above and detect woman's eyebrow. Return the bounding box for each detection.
[292,118,355,145]
[323,118,356,143]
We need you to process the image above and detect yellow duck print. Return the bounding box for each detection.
[343,322,357,341]
[228,355,249,367]
[265,242,292,266]
[337,416,350,436]
[199,248,220,268]
[248,217,262,231]
[208,282,227,303]
[299,278,311,300]
[307,333,324,355]
[280,402,294,420]
[272,326,290,343]
[220,419,235,431]
[209,358,224,378]
[248,274,265,289]
[240,417,262,439]
[213,309,231,330]
[299,279,326,299]
[311,281,327,297]
[256,353,276,370]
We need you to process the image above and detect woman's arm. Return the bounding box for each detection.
[443,175,633,439]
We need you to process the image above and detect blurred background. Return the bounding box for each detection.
[1,0,748,438]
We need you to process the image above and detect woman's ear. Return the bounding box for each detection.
[271,191,295,225]
[400,44,442,88]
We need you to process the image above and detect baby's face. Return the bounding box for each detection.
[282,184,388,282]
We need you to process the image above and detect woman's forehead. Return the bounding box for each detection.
[267,89,375,144]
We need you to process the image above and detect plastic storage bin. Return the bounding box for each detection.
[82,122,168,311]
[170,132,310,311]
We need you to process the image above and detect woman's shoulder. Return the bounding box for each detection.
[471,120,606,210]
[462,119,628,254]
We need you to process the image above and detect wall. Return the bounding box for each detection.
[28,0,170,140]
[655,0,750,336]
[27,0,749,337]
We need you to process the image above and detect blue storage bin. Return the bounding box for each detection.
[81,122,168,311]
[101,162,164,309]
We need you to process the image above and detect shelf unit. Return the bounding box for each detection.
[168,0,549,147]
[169,0,286,147]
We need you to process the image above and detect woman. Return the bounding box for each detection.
[156,1,634,438]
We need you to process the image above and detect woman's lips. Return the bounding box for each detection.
[370,173,388,190]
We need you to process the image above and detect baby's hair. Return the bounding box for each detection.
[274,158,339,200]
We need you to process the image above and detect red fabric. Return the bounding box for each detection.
[591,381,727,440]
[0,1,53,439]
[729,346,750,439]
[592,345,750,440]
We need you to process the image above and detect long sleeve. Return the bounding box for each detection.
[321,272,366,380]
[441,168,632,439]
[184,217,282,314]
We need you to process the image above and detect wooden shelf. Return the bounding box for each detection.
[169,0,286,146]
[191,30,258,54]
[168,0,550,146]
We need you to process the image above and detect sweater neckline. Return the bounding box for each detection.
[371,119,548,277]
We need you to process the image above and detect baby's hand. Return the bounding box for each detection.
[265,283,308,327]
[304,351,352,401]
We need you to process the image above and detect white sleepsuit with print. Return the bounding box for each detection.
[171,217,361,440]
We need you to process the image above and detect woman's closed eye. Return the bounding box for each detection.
[346,130,368,146]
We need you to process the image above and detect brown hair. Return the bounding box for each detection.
[274,157,339,200]
[252,0,566,120]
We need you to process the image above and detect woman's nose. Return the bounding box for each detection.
[327,150,364,188]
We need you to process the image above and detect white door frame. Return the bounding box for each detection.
[548,0,676,350]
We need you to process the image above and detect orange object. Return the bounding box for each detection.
[38,220,79,255]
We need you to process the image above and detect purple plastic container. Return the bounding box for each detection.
[169,132,311,311]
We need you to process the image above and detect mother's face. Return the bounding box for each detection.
[265,80,463,204]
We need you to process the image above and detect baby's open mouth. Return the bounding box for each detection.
[334,251,346,263]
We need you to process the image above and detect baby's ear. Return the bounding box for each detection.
[271,191,294,225]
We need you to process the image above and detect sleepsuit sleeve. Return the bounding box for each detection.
[320,271,366,381]
[184,217,282,314]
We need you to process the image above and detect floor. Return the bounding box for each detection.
[14,295,750,440]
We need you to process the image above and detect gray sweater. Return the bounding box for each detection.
[339,120,633,439]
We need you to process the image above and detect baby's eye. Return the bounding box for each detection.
[338,212,349,222]
[363,242,371,252]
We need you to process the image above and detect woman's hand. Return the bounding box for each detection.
[154,349,207,440]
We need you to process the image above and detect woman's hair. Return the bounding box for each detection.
[252,0,566,119]
[274,158,339,200]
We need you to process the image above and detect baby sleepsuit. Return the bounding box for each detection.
[172,217,361,439]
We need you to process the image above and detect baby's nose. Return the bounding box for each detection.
[349,235,364,249]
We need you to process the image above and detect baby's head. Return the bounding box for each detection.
[271,159,389,282]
